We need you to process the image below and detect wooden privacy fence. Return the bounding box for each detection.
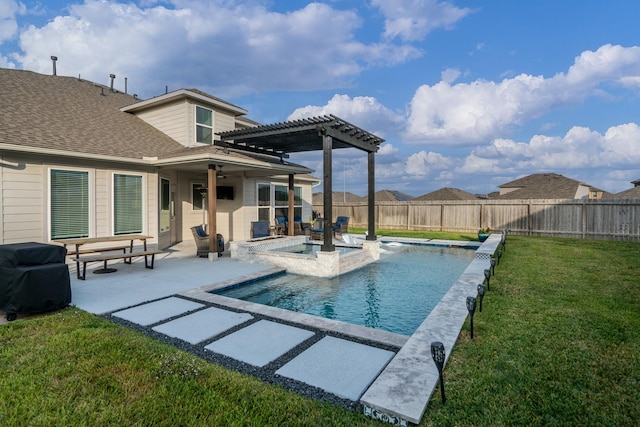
[312,199,640,241]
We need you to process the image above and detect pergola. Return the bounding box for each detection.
[217,114,384,252]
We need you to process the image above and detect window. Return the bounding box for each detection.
[196,106,213,144]
[274,185,302,219]
[113,174,143,235]
[257,183,302,221]
[50,169,89,239]
[192,183,205,210]
[257,183,271,221]
[160,178,171,232]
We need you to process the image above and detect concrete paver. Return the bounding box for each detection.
[112,297,204,326]
[275,336,395,401]
[152,306,253,344]
[205,320,315,367]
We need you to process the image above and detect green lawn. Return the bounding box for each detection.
[1,234,639,426]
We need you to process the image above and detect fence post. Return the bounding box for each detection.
[582,200,587,240]
[527,202,532,236]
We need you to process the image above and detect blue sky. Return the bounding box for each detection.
[2,0,640,197]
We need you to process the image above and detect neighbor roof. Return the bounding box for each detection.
[375,189,414,202]
[312,191,365,205]
[614,187,640,199]
[498,173,611,199]
[414,187,479,201]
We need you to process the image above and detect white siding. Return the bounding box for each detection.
[1,157,44,243]
[177,171,243,246]
[135,100,190,146]
[95,169,110,237]
[214,110,237,134]
[0,155,160,247]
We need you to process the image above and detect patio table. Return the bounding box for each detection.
[54,235,152,278]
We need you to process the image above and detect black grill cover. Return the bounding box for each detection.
[0,242,71,316]
[0,242,66,267]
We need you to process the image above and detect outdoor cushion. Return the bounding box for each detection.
[251,221,270,238]
[194,225,207,237]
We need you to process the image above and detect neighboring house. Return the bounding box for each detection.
[312,191,365,205]
[375,189,414,202]
[614,179,640,199]
[414,187,479,201]
[0,68,317,249]
[497,173,612,200]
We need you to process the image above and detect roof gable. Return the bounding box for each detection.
[414,187,478,201]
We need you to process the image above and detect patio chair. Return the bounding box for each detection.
[310,217,324,240]
[274,217,286,235]
[332,216,349,235]
[190,225,224,257]
[251,221,270,238]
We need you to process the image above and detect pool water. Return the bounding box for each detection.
[215,244,476,336]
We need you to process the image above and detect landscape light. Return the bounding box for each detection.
[490,257,496,275]
[430,341,446,404]
[477,284,486,312]
[466,296,477,339]
[484,269,491,291]
[497,250,503,265]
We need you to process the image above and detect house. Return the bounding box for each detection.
[312,191,365,205]
[497,173,612,200]
[413,187,479,201]
[0,68,319,250]
[375,189,414,202]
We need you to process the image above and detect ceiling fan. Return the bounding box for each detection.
[217,165,227,179]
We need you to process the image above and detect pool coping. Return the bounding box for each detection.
[360,234,502,425]
[181,235,502,425]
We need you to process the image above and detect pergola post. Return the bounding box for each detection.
[322,133,335,251]
[207,164,219,257]
[288,174,295,236]
[367,151,376,241]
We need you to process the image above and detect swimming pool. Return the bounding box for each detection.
[214,243,476,336]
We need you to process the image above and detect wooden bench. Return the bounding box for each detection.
[76,250,163,280]
[65,245,131,256]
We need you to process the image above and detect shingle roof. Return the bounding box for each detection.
[498,173,611,199]
[375,189,414,202]
[0,68,186,159]
[414,187,479,201]
[0,68,310,173]
[614,187,640,199]
[312,192,365,204]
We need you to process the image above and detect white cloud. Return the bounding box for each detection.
[405,150,453,175]
[11,0,421,98]
[372,0,473,42]
[0,0,26,44]
[405,44,640,146]
[288,94,404,138]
